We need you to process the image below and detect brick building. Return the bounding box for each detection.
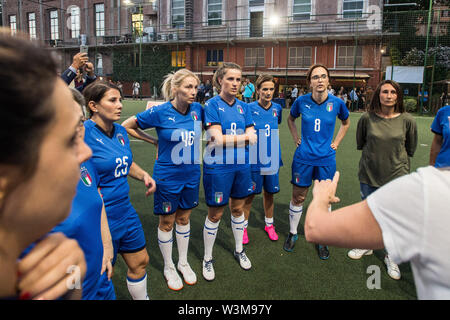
[2,0,385,95]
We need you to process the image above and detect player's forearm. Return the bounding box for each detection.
[122,117,158,145]
[100,202,112,248]
[333,120,350,147]
[429,135,442,166]
[128,162,150,182]
[287,117,300,144]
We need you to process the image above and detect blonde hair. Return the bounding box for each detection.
[161,68,200,101]
[212,62,242,92]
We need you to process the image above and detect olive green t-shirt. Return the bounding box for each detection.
[357,112,418,188]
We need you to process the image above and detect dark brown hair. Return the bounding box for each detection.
[0,29,57,178]
[83,80,120,117]
[255,74,275,90]
[368,80,404,114]
[306,64,331,86]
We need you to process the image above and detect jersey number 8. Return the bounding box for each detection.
[314,119,321,132]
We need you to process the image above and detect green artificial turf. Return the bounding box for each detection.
[110,100,434,300]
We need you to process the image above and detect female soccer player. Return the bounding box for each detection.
[51,89,115,299]
[347,80,417,280]
[83,81,156,300]
[430,103,450,168]
[0,31,90,300]
[122,69,202,291]
[242,74,283,243]
[286,64,350,259]
[202,62,257,281]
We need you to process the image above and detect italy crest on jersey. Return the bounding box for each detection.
[117,133,125,146]
[191,111,198,121]
[237,105,244,114]
[163,202,172,213]
[272,109,278,118]
[214,192,223,204]
[294,172,300,184]
[326,102,333,112]
[80,167,93,187]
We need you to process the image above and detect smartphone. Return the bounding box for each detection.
[80,45,88,54]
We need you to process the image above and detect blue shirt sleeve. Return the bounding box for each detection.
[135,106,160,130]
[243,102,255,128]
[290,98,301,119]
[337,99,350,121]
[204,99,220,127]
[431,108,443,135]
[277,104,283,124]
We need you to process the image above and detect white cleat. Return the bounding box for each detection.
[202,259,215,282]
[347,248,373,260]
[164,265,184,291]
[177,262,197,285]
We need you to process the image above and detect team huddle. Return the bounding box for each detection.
[67,60,428,299]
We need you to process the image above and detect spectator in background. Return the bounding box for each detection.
[327,85,335,96]
[349,87,358,111]
[132,81,141,100]
[197,81,206,104]
[204,79,213,101]
[116,81,124,98]
[357,87,365,111]
[61,52,97,92]
[243,78,256,103]
[291,84,298,104]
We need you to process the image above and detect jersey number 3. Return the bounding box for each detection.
[115,156,129,178]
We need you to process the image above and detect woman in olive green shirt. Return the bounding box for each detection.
[347,80,418,280]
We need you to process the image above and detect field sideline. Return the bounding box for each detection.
[110,99,434,300]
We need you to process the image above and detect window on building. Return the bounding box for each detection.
[249,0,264,6]
[9,15,17,35]
[207,0,222,26]
[96,53,103,75]
[69,6,80,38]
[289,47,312,67]
[95,3,105,36]
[172,0,184,28]
[206,49,223,66]
[244,48,264,67]
[171,51,186,67]
[337,46,362,66]
[441,10,449,18]
[50,10,59,40]
[342,0,364,19]
[132,8,143,36]
[293,0,311,21]
[27,13,37,39]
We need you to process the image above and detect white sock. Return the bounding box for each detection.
[203,217,220,261]
[158,228,174,268]
[244,219,249,229]
[126,273,149,300]
[231,213,245,253]
[175,222,190,266]
[289,201,303,235]
[265,217,274,227]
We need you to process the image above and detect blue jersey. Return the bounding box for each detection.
[135,101,203,181]
[52,159,103,300]
[248,101,283,174]
[290,93,349,166]
[84,120,133,222]
[431,105,450,168]
[203,95,255,173]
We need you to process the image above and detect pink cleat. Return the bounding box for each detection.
[243,228,249,245]
[264,225,279,241]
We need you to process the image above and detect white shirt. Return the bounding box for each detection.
[367,166,450,299]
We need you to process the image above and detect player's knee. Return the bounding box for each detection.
[175,215,190,226]
[292,195,305,206]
